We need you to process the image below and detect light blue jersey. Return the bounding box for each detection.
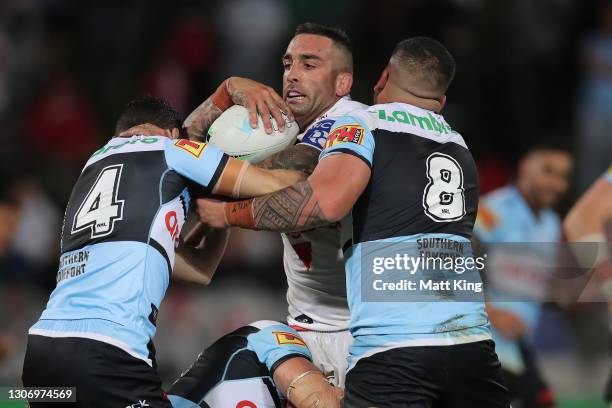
[30,136,229,365]
[474,185,561,373]
[320,103,490,369]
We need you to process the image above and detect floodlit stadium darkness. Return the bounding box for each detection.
[0,1,611,407]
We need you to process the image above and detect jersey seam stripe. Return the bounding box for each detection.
[199,346,248,404]
[149,239,171,275]
[207,154,230,193]
[28,328,153,366]
[141,167,172,345]
[372,128,468,149]
[269,352,311,377]
[347,332,491,371]
[326,148,371,168]
[296,140,323,152]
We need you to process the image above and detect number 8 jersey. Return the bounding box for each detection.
[320,103,489,370]
[30,135,229,366]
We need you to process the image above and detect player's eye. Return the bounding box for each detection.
[283,62,292,71]
[304,63,316,69]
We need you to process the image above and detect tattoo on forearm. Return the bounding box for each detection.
[258,145,319,176]
[252,181,328,232]
[183,98,223,142]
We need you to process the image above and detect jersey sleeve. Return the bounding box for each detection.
[319,115,375,167]
[163,138,229,191]
[246,322,312,375]
[298,118,336,151]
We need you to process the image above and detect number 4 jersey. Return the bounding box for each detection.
[319,103,490,369]
[30,135,229,365]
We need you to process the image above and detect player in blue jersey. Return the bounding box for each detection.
[21,96,303,407]
[168,320,342,408]
[198,37,509,407]
[474,144,572,408]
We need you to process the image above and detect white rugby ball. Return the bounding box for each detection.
[206,105,299,163]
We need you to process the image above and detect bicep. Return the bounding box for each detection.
[309,153,371,221]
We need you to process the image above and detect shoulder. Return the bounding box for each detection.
[331,98,368,117]
[477,187,517,230]
[481,186,517,208]
[367,103,468,149]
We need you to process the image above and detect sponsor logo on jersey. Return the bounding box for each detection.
[165,210,180,247]
[272,331,307,347]
[91,137,159,157]
[325,124,365,149]
[301,119,335,149]
[376,108,456,134]
[174,139,206,158]
[236,401,257,408]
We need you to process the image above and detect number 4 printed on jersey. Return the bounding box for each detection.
[72,164,125,238]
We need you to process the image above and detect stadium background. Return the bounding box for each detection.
[0,0,611,406]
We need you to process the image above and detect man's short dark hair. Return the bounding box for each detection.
[294,22,352,57]
[392,37,456,94]
[522,138,573,158]
[115,96,182,136]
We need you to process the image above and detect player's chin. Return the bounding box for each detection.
[540,192,559,207]
[286,98,310,114]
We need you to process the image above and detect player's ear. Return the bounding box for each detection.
[439,95,446,112]
[335,72,353,97]
[373,67,389,96]
[169,128,181,140]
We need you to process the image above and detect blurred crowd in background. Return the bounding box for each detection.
[0,0,611,406]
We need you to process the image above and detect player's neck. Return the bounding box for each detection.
[297,98,341,129]
[516,182,543,217]
[383,86,442,113]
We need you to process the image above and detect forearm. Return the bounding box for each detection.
[172,228,229,285]
[257,144,319,177]
[236,167,305,198]
[225,180,332,232]
[184,81,232,141]
[273,357,342,408]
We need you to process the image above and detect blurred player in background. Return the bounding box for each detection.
[22,97,300,407]
[564,165,612,406]
[186,22,365,388]
[199,37,510,408]
[474,144,573,408]
[168,321,342,408]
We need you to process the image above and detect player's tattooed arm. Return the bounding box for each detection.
[183,98,223,142]
[251,180,328,232]
[197,154,371,232]
[185,77,294,141]
[257,144,319,177]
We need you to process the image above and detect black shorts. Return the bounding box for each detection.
[344,340,510,408]
[22,334,171,408]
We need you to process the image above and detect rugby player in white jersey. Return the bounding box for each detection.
[178,23,365,388]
